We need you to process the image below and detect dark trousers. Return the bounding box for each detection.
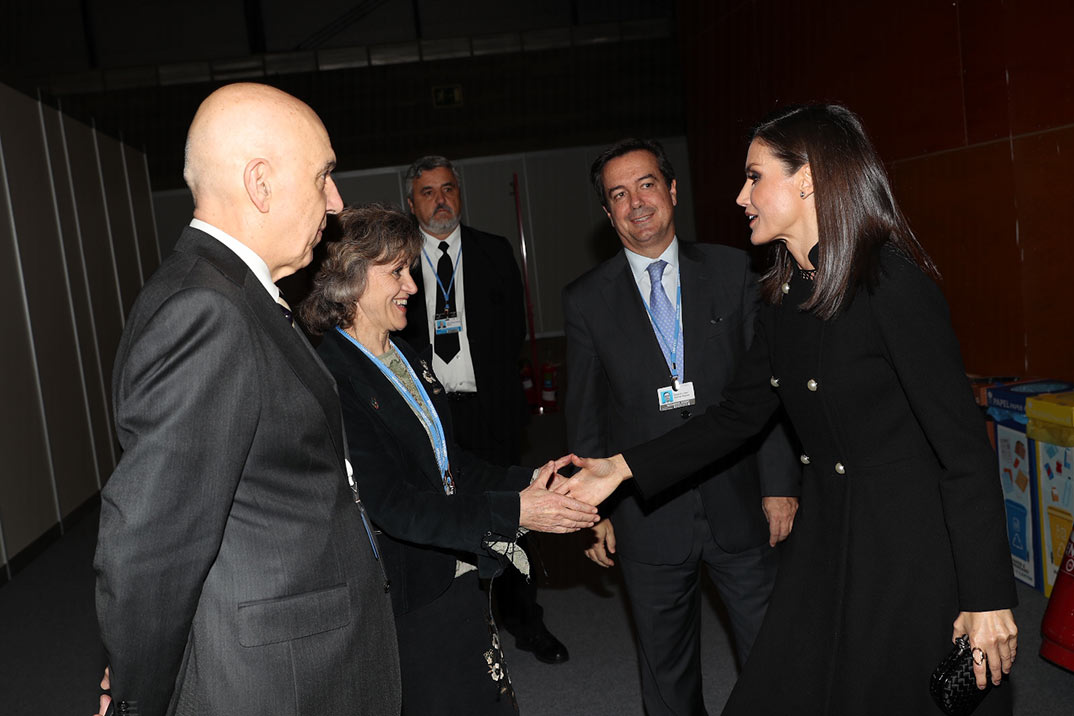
[617,497,777,716]
[447,392,546,639]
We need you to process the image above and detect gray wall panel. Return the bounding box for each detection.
[152,140,694,340]
[520,148,612,337]
[63,115,125,403]
[0,115,60,565]
[0,87,98,518]
[41,104,116,482]
[125,146,160,278]
[335,170,405,209]
[454,157,535,326]
[97,132,142,314]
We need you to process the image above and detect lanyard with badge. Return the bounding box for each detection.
[638,279,696,412]
[422,245,464,336]
[336,327,456,495]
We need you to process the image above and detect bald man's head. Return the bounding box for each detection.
[183,83,343,280]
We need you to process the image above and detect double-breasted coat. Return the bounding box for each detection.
[623,246,1016,715]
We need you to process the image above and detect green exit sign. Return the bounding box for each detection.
[433,85,464,108]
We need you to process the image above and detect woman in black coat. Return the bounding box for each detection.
[299,204,597,715]
[562,105,1018,715]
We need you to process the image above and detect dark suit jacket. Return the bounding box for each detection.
[95,228,400,716]
[563,241,799,564]
[396,225,527,451]
[317,329,533,616]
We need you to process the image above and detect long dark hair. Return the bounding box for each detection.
[752,104,939,318]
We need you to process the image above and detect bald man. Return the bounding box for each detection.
[94,83,400,716]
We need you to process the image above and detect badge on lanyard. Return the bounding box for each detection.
[657,381,696,411]
[434,310,462,335]
[425,245,464,336]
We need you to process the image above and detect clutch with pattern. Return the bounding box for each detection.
[929,635,992,716]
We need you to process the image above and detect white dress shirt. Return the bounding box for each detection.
[190,218,279,302]
[419,225,477,393]
[623,237,685,380]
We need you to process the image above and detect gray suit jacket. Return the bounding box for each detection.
[95,228,400,716]
[563,241,799,564]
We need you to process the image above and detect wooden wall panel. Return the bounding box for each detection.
[1012,126,1074,380]
[892,142,1024,375]
[678,0,1074,376]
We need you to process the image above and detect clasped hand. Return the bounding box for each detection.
[518,456,599,533]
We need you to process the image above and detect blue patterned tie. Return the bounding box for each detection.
[646,260,683,379]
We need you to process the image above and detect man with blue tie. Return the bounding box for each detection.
[563,138,800,714]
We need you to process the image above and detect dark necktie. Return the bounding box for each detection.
[277,294,294,326]
[434,240,460,363]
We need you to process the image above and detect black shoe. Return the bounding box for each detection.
[515,629,569,664]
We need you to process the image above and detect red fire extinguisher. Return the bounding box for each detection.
[540,361,558,412]
[519,360,538,410]
[1041,525,1074,672]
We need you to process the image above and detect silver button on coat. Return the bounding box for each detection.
[807,379,818,391]
[835,462,845,475]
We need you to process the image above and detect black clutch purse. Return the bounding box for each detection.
[929,635,992,716]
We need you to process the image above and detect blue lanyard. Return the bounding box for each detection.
[422,245,464,312]
[335,327,454,494]
[637,280,683,383]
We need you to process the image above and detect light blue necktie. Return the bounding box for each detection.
[645,260,683,379]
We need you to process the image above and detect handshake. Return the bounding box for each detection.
[516,454,633,534]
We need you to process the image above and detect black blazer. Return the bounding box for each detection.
[396,225,528,447]
[563,242,800,563]
[317,329,532,616]
[96,228,399,716]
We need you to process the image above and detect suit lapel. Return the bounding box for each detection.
[249,277,346,462]
[459,226,487,344]
[330,331,445,491]
[679,243,714,381]
[601,252,672,383]
[177,229,346,465]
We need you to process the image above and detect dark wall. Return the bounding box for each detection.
[677,0,1074,378]
[56,37,686,191]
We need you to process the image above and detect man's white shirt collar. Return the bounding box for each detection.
[190,218,279,300]
[624,237,680,287]
[420,224,462,258]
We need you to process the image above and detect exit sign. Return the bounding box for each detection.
[433,85,464,108]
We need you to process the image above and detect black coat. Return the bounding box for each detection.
[563,242,799,563]
[396,225,528,451]
[624,247,1016,715]
[317,329,532,617]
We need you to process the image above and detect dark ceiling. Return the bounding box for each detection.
[2,0,676,95]
[2,1,684,189]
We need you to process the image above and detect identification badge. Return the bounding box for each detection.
[657,381,696,411]
[434,312,462,335]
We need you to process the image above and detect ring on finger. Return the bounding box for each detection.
[971,647,986,666]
